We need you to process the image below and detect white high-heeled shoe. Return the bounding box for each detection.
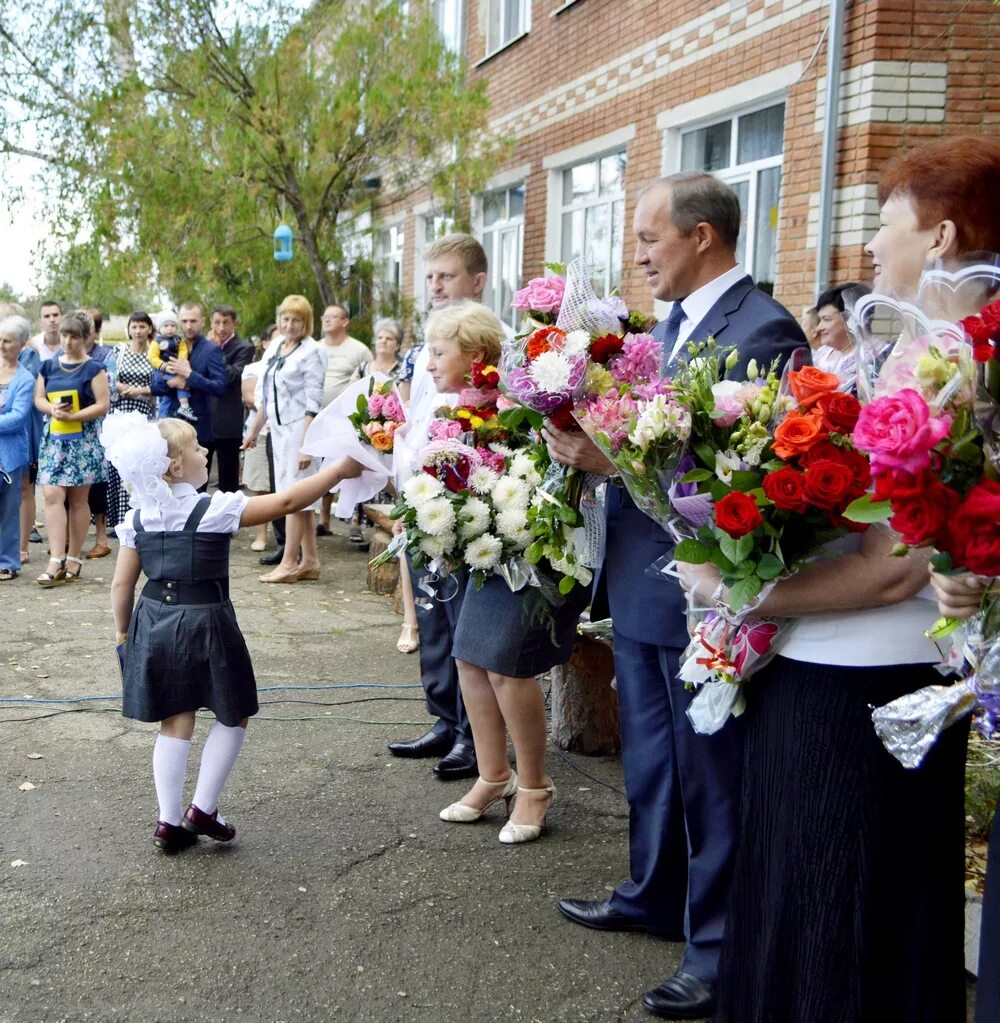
[499,783,556,845]
[439,772,518,823]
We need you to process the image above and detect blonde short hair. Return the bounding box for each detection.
[426,233,488,277]
[159,418,198,460]
[425,302,504,366]
[277,294,314,339]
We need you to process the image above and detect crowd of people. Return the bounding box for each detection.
[2,132,1000,1022]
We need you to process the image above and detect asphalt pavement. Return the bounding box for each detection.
[0,520,685,1023]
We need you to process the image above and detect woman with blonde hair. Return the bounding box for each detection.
[243,296,326,583]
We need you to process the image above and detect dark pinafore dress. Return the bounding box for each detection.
[122,496,258,726]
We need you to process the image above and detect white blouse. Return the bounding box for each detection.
[116,483,248,549]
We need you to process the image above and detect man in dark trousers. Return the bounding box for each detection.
[546,172,807,1021]
[206,304,254,493]
[150,301,227,456]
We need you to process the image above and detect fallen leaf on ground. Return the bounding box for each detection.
[10,860,27,868]
[26,754,43,760]
[18,782,36,791]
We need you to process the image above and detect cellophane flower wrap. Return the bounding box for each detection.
[299,372,403,517]
[666,344,872,733]
[843,262,1000,765]
[500,259,644,586]
[373,363,592,600]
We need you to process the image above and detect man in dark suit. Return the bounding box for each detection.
[205,304,254,492]
[150,301,227,450]
[546,172,807,1020]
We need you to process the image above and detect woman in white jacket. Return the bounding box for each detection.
[244,295,326,583]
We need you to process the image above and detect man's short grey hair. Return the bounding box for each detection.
[373,317,403,345]
[648,172,742,252]
[0,315,31,345]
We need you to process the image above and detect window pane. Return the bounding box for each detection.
[600,152,627,197]
[738,104,785,163]
[563,161,597,205]
[681,121,731,172]
[508,184,525,218]
[584,203,609,277]
[730,178,749,270]
[504,0,521,41]
[561,209,584,263]
[610,199,624,292]
[486,0,501,51]
[753,166,781,295]
[500,227,518,326]
[483,191,505,227]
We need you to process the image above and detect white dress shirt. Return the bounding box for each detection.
[667,264,749,364]
[116,483,248,549]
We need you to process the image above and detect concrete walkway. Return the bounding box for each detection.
[0,522,685,1023]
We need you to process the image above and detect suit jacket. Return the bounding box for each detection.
[150,334,227,444]
[209,334,255,440]
[597,274,808,648]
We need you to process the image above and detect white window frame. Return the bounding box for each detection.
[430,0,465,55]
[482,0,531,59]
[543,127,635,298]
[476,176,527,331]
[375,220,406,311]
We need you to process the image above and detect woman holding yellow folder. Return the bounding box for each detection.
[33,310,110,586]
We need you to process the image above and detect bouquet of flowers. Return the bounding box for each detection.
[348,378,406,452]
[301,372,404,517]
[511,272,566,330]
[668,348,872,732]
[842,272,1000,766]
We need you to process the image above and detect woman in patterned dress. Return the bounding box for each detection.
[33,311,110,585]
[106,313,157,530]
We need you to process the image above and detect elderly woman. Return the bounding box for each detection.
[244,296,325,583]
[33,311,110,585]
[360,318,404,380]
[0,316,37,580]
[106,312,157,530]
[694,135,1000,1023]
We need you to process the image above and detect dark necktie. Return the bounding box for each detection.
[660,301,687,373]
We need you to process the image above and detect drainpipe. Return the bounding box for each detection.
[815,0,845,297]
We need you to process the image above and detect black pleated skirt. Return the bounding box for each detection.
[123,595,259,726]
[451,572,589,677]
[716,657,968,1023]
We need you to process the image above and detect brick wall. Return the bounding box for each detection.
[384,0,1000,324]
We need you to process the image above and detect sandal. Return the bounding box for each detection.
[0,568,18,581]
[64,555,84,581]
[36,558,67,588]
[396,623,420,654]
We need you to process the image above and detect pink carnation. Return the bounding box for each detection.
[611,333,663,384]
[852,388,952,476]
[512,276,566,315]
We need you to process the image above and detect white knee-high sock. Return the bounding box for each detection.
[153,734,192,825]
[192,723,246,817]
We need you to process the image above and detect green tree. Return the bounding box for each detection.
[0,0,505,323]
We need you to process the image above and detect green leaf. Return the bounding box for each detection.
[709,480,731,501]
[558,574,575,595]
[757,553,784,580]
[734,533,754,561]
[524,541,544,564]
[356,394,368,415]
[673,539,711,564]
[841,494,892,523]
[929,550,954,573]
[727,574,762,611]
[680,468,714,483]
[709,548,736,573]
[729,470,762,491]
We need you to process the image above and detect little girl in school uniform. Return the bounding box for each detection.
[104,412,359,853]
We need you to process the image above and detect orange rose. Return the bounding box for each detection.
[371,431,394,452]
[771,410,828,460]
[789,366,841,409]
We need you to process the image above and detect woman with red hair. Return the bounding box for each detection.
[680,136,1000,1023]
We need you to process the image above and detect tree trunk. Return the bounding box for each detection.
[550,636,620,756]
[290,195,334,307]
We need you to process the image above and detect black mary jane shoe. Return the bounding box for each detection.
[433,742,478,780]
[641,972,716,1020]
[153,821,199,854]
[181,804,236,842]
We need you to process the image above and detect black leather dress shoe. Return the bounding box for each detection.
[558,898,683,940]
[432,742,478,779]
[642,972,716,1020]
[387,727,454,759]
[259,547,285,566]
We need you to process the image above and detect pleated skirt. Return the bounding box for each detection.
[716,657,969,1023]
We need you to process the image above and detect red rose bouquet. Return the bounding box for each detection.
[666,348,871,732]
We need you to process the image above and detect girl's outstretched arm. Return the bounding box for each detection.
[111,546,143,642]
[240,456,364,528]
